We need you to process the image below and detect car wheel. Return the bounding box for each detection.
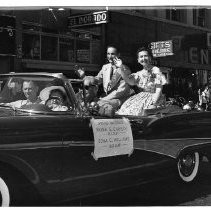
[177,151,200,183]
[0,166,42,206]
[0,176,10,206]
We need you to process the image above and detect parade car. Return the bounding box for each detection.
[0,72,210,206]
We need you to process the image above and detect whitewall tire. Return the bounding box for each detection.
[0,176,10,206]
[177,152,200,183]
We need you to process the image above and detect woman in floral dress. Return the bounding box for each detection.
[115,47,167,116]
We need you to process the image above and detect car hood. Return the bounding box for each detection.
[0,107,17,117]
[0,107,43,117]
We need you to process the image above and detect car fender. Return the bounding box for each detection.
[176,141,211,160]
[0,153,40,185]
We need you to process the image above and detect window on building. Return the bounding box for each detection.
[59,37,74,62]
[166,8,184,22]
[193,8,206,27]
[22,22,42,32]
[22,22,101,64]
[41,35,58,61]
[22,34,40,59]
[76,40,90,64]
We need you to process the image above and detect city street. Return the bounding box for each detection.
[1,7,211,207]
[70,161,211,206]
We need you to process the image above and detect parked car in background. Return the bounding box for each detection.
[0,72,210,206]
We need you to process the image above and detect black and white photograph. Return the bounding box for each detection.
[0,1,211,207]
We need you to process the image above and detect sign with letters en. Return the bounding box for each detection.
[68,11,108,28]
[151,40,174,57]
[91,118,134,160]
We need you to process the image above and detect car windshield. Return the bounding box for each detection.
[0,75,74,112]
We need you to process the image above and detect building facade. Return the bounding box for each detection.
[0,6,211,98]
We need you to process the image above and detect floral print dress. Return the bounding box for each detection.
[116,66,167,116]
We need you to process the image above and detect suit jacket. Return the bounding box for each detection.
[95,63,131,104]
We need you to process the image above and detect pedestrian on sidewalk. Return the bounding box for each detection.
[199,84,210,111]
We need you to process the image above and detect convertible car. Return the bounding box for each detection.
[0,72,210,206]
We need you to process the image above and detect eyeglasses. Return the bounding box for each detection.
[84,85,97,90]
[49,96,63,103]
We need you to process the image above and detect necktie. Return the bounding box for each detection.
[107,66,115,93]
[110,65,114,80]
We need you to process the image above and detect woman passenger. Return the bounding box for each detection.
[115,47,167,116]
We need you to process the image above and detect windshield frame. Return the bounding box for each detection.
[0,73,82,115]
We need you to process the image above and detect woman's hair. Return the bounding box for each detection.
[136,46,153,58]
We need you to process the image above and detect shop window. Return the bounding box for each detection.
[76,40,90,63]
[91,41,101,64]
[166,8,183,22]
[92,34,101,41]
[41,35,58,61]
[0,15,16,55]
[22,33,40,59]
[75,31,91,40]
[22,22,42,32]
[22,22,102,65]
[193,9,206,27]
[59,37,74,62]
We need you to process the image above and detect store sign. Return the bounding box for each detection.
[68,11,108,28]
[151,40,174,57]
[77,49,90,62]
[207,33,211,48]
[188,47,209,64]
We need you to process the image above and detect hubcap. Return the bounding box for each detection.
[179,154,195,177]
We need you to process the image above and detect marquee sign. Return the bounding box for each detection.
[151,40,174,57]
[68,11,108,28]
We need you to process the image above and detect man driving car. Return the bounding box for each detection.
[7,80,40,108]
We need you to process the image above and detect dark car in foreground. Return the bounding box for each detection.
[0,72,210,206]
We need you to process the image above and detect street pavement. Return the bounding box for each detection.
[69,161,211,206]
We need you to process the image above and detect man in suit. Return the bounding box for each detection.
[94,45,131,110]
[75,45,131,115]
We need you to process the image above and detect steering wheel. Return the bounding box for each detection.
[20,103,52,112]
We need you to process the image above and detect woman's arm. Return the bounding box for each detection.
[113,57,136,86]
[120,67,136,86]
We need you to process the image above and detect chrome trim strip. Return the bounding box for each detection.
[0,141,63,150]
[134,138,211,158]
[62,138,211,159]
[2,137,211,152]
[136,137,211,141]
[134,148,176,159]
[63,141,93,147]
[62,137,211,146]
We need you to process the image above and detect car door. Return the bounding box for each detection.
[1,115,64,204]
[59,114,174,202]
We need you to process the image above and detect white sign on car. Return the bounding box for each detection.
[91,118,134,160]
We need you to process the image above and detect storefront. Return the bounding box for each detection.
[157,31,211,99]
[0,9,108,77]
[99,10,211,100]
[18,10,106,77]
[1,8,211,100]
